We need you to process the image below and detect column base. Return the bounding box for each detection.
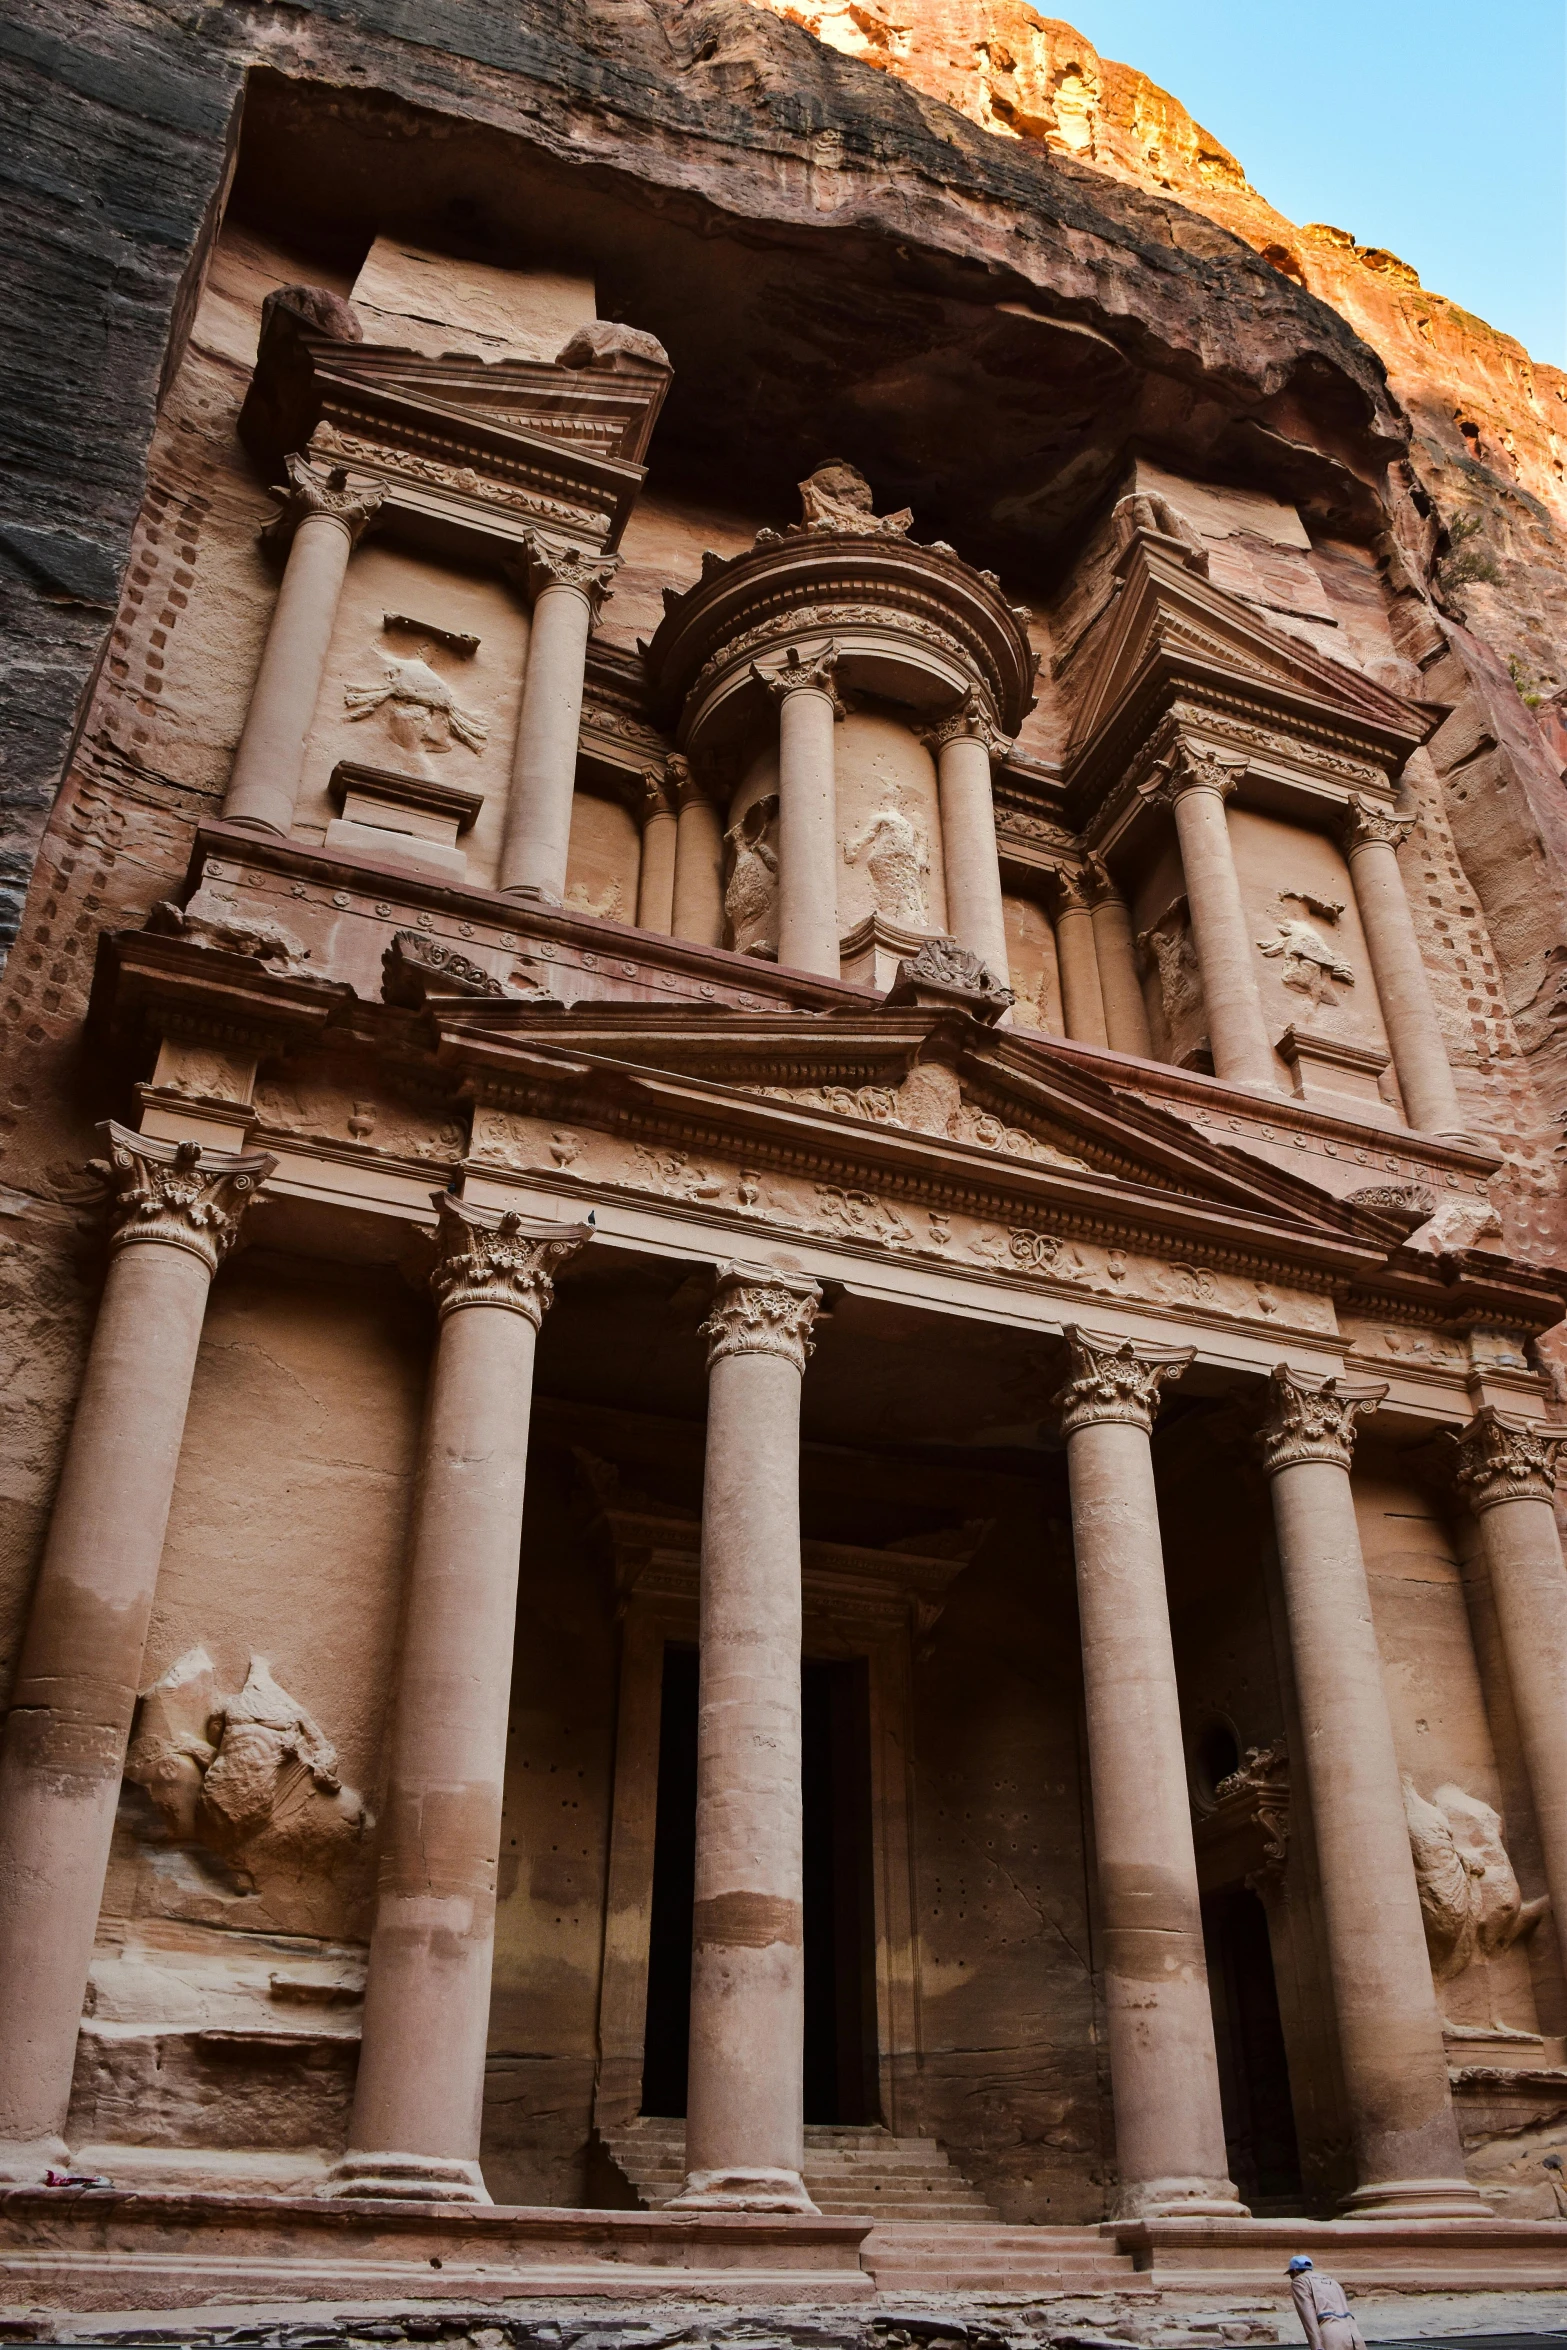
[1113,2174,1250,2220]
[316,2150,491,2204]
[0,2134,70,2184]
[1339,2175,1494,2220]
[669,2165,820,2214]
[217,814,288,838]
[499,880,563,908]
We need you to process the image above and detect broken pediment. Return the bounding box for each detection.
[1063,533,1431,818]
[238,297,672,555]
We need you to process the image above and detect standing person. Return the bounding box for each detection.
[1288,2256,1367,2350]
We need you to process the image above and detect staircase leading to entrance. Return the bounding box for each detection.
[601,2118,998,2221]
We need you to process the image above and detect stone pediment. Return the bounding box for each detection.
[238,305,672,554]
[1064,535,1431,813]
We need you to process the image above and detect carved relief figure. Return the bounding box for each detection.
[1138,904,1208,1068]
[724,793,781,957]
[343,652,489,759]
[1403,1777,1548,1982]
[1258,914,1356,1009]
[844,805,930,927]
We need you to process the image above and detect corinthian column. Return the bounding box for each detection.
[1343,795,1466,1137]
[327,1200,591,2203]
[637,769,678,935]
[753,645,843,977]
[1055,1328,1244,2218]
[1143,746,1275,1092]
[223,455,383,836]
[1086,854,1153,1058]
[673,1263,822,2213]
[1050,871,1109,1048]
[499,536,619,902]
[0,1125,273,2181]
[670,754,727,948]
[1259,1368,1486,2217]
[926,690,1013,990]
[1455,1409,1567,1993]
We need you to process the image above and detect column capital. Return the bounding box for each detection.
[91,1122,275,1273]
[751,641,845,719]
[640,767,678,824]
[1258,1364,1387,1476]
[1055,1325,1193,1435]
[1045,865,1093,917]
[513,531,620,615]
[1141,742,1246,809]
[701,1261,822,1373]
[919,684,1012,760]
[1344,791,1416,856]
[430,1196,592,1325]
[262,453,384,554]
[1084,851,1127,909]
[667,751,720,811]
[1454,1405,1567,1512]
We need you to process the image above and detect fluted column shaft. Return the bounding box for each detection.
[637,770,678,935]
[1344,796,1465,1136]
[1052,874,1109,1047]
[0,1125,273,2179]
[1457,1409,1567,1993]
[1260,1368,1485,2217]
[500,539,618,902]
[1056,1329,1243,2218]
[331,1201,590,2205]
[756,646,842,977]
[223,457,382,836]
[929,698,1012,990]
[1150,749,1275,1091]
[674,1264,822,2214]
[671,757,727,948]
[1087,856,1154,1058]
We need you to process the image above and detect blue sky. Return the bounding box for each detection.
[1053,2,1567,367]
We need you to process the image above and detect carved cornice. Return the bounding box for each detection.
[261,452,384,555]
[1454,1406,1567,1512]
[751,640,845,716]
[91,1121,275,1272]
[430,1196,591,1325]
[1055,1325,1193,1435]
[700,1260,822,1373]
[1257,1364,1387,1475]
[1343,790,1416,855]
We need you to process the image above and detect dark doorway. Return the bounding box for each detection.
[639,1646,879,2123]
[1201,1883,1304,2210]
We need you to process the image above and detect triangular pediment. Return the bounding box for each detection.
[1064,535,1429,792]
[432,997,1408,1272]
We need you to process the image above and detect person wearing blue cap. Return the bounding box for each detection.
[1288,2255,1366,2350]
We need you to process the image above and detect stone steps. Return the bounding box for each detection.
[862,2220,1138,2293]
[601,2120,998,2221]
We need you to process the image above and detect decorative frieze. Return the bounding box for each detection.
[1054,1325,1193,1434]
[700,1261,821,1372]
[429,1196,591,1325]
[91,1121,274,1272]
[1257,1364,1386,1475]
[1454,1407,1566,1512]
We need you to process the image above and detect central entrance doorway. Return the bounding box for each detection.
[640,1645,879,2122]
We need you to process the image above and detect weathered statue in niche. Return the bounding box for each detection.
[1403,1776,1548,1988]
[1138,901,1209,1069]
[724,793,780,957]
[844,803,930,928]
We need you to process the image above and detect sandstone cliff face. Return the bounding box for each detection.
[754,0,1567,710]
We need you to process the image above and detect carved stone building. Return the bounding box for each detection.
[5,0,1567,2322]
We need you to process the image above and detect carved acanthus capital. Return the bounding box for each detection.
[1344,791,1416,856]
[1084,852,1126,909]
[1055,1325,1194,1435]
[262,452,384,553]
[514,531,620,615]
[91,1121,275,1273]
[1141,743,1246,809]
[1046,866,1093,918]
[640,767,678,824]
[1257,1365,1387,1476]
[920,685,1012,760]
[1454,1406,1567,1512]
[701,1261,822,1374]
[430,1196,592,1325]
[751,641,846,718]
